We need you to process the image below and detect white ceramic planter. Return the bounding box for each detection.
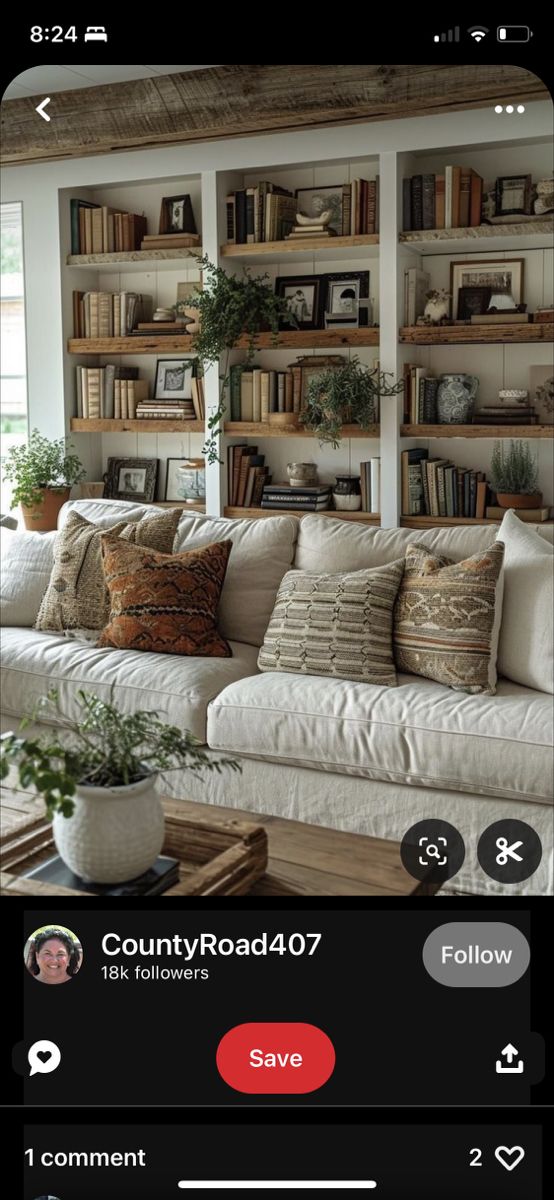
[52,776,165,883]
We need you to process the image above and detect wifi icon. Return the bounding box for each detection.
[468,25,489,42]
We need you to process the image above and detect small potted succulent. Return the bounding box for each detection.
[490,439,542,508]
[2,428,85,530]
[1,689,239,884]
[300,356,403,447]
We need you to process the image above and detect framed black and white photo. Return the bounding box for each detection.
[450,259,524,319]
[154,358,194,401]
[295,185,345,234]
[165,457,206,503]
[456,285,492,320]
[158,193,197,235]
[323,270,370,326]
[275,275,322,329]
[104,458,159,503]
[496,174,533,216]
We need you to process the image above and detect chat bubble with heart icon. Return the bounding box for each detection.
[495,1145,525,1172]
[28,1040,61,1076]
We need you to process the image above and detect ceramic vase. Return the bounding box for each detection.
[436,374,479,424]
[52,776,165,883]
[332,475,362,510]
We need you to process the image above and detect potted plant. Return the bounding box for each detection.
[0,689,240,884]
[490,439,542,508]
[300,356,404,447]
[185,255,296,462]
[2,428,85,530]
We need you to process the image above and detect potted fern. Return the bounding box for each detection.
[1,689,239,884]
[2,429,85,530]
[185,255,296,462]
[490,439,541,508]
[300,356,403,447]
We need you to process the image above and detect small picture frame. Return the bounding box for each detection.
[323,270,370,326]
[450,258,524,321]
[292,355,346,405]
[275,275,322,330]
[295,184,345,234]
[456,285,491,320]
[103,458,159,503]
[158,194,197,235]
[496,175,533,217]
[154,358,194,401]
[165,457,206,503]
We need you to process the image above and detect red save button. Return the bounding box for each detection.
[216,1022,335,1094]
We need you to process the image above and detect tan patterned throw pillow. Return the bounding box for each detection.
[258,560,405,685]
[35,508,181,632]
[98,536,232,657]
[394,540,505,694]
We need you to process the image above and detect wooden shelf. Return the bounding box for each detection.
[224,422,380,439]
[235,328,379,349]
[401,424,554,439]
[152,501,205,512]
[66,248,202,270]
[401,514,554,528]
[224,507,380,523]
[68,337,197,355]
[71,418,204,433]
[399,323,553,345]
[399,221,554,255]
[220,234,379,262]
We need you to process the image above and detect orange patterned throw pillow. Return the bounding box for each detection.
[98,536,232,657]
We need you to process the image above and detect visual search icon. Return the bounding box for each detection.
[467,26,489,42]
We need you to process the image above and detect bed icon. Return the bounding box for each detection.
[84,25,108,41]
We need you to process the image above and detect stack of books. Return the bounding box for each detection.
[25,854,180,896]
[473,404,538,425]
[285,223,337,240]
[131,321,192,337]
[261,483,332,511]
[140,232,201,251]
[135,400,195,421]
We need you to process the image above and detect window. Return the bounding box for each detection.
[1,201,28,515]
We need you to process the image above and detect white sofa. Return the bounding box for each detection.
[1,499,553,896]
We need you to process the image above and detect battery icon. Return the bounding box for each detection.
[497,26,532,41]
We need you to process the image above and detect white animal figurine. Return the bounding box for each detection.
[295,210,332,227]
[422,288,450,325]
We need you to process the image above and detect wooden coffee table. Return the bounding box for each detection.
[0,789,439,897]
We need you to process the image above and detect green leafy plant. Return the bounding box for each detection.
[0,689,240,819]
[2,428,85,511]
[185,255,296,463]
[490,439,539,495]
[301,356,404,447]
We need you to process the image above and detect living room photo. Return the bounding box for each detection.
[1,63,553,899]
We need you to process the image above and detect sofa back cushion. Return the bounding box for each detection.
[496,509,554,693]
[0,529,56,626]
[59,501,299,648]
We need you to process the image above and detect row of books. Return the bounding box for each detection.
[226,182,297,244]
[403,365,439,424]
[75,365,143,419]
[70,199,147,255]
[229,364,302,421]
[402,449,489,518]
[73,290,152,339]
[402,166,483,231]
[227,444,271,508]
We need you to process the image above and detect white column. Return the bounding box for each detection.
[378,151,403,528]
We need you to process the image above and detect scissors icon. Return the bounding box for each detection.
[496,837,524,866]
[418,835,447,867]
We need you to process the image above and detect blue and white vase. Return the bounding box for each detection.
[436,374,479,424]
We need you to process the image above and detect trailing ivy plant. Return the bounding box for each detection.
[185,255,296,463]
[301,356,404,447]
[490,439,539,495]
[2,429,85,511]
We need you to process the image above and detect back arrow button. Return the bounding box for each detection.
[36,98,51,122]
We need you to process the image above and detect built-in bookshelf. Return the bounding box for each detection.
[67,249,202,269]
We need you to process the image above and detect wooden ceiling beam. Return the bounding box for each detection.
[1,64,548,166]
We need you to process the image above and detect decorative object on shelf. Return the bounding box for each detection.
[103,457,159,503]
[301,356,402,447]
[332,475,362,511]
[175,279,202,333]
[533,177,554,215]
[275,274,322,330]
[159,193,197,235]
[285,210,337,240]
[295,210,332,227]
[294,185,344,234]
[495,174,533,217]
[456,285,491,320]
[0,689,238,883]
[187,255,296,464]
[450,258,524,320]
[498,389,528,406]
[153,307,175,322]
[154,357,194,400]
[436,374,479,424]
[529,366,554,425]
[421,288,451,325]
[292,355,346,407]
[165,457,206,503]
[287,462,318,487]
[1,429,85,531]
[490,439,542,508]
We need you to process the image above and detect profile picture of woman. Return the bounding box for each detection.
[25,926,82,985]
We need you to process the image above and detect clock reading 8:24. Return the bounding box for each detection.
[30,26,78,41]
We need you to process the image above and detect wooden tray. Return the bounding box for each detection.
[0,794,268,897]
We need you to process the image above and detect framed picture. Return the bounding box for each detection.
[496,174,533,216]
[154,358,194,400]
[323,270,371,327]
[529,365,554,426]
[104,458,158,503]
[293,354,346,405]
[165,457,206,503]
[275,275,322,330]
[158,193,197,235]
[295,185,345,234]
[456,285,491,320]
[450,259,524,319]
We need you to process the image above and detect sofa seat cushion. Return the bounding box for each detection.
[0,627,259,743]
[207,671,553,803]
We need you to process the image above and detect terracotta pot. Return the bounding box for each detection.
[496,492,543,509]
[20,487,71,531]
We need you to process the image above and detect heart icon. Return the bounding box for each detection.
[37,1050,52,1063]
[495,1145,525,1172]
